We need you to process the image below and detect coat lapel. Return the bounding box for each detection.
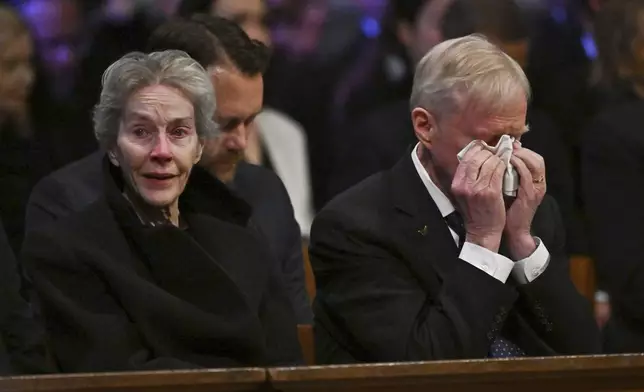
[130,223,256,321]
[388,150,460,293]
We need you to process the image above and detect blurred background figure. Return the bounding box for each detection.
[325,0,468,203]
[18,0,95,179]
[582,0,644,353]
[0,5,52,376]
[0,4,35,254]
[21,0,81,104]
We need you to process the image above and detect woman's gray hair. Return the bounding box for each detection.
[410,34,531,119]
[93,50,218,148]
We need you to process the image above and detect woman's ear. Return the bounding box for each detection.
[107,150,120,167]
[411,107,438,149]
[194,140,204,164]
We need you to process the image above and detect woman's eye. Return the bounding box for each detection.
[133,128,149,138]
[171,128,190,138]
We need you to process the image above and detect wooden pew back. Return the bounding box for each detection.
[4,355,644,391]
[0,368,266,392]
[269,355,644,392]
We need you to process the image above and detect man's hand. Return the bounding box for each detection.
[505,142,547,260]
[451,143,507,253]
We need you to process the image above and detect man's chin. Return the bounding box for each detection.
[212,161,240,183]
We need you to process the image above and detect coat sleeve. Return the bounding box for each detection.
[0,220,52,374]
[310,209,520,362]
[259,250,305,366]
[24,177,70,233]
[274,179,313,325]
[514,198,601,354]
[22,228,197,372]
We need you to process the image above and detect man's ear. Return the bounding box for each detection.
[411,107,438,149]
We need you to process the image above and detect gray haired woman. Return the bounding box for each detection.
[22,50,301,372]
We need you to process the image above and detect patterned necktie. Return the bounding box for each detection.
[489,336,526,358]
[445,212,526,358]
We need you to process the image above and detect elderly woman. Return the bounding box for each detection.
[22,50,301,372]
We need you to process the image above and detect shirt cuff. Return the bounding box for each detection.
[511,237,550,284]
[459,242,514,283]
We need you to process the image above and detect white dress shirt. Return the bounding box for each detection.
[411,144,549,284]
[255,108,315,237]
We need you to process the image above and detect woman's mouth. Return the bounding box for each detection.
[141,173,177,187]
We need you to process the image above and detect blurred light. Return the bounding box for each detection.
[361,16,380,38]
[550,5,567,24]
[581,32,598,60]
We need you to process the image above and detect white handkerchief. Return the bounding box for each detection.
[457,135,518,197]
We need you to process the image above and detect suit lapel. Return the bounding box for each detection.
[388,151,460,293]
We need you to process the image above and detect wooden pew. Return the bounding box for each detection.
[302,240,316,302]
[5,355,644,391]
[268,355,644,392]
[0,368,267,392]
[569,255,596,303]
[297,324,315,366]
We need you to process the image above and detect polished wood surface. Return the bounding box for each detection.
[302,240,316,303]
[297,324,315,366]
[0,367,267,392]
[269,354,644,392]
[5,355,644,391]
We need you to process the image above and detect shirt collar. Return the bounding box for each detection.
[410,143,455,218]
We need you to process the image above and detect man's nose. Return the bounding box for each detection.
[225,126,249,151]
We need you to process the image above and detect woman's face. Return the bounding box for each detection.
[110,84,203,208]
[0,31,34,119]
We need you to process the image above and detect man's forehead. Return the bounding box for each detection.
[211,66,263,94]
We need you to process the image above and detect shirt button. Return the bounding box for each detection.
[482,264,490,272]
[531,267,541,278]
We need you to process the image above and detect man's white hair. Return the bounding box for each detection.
[410,34,531,118]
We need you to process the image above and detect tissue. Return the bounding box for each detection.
[456,135,518,197]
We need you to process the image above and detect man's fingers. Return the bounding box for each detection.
[488,158,506,191]
[477,154,503,182]
[461,142,483,161]
[464,149,494,182]
[512,147,545,178]
[510,155,535,189]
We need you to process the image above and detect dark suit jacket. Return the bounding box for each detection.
[0,219,51,375]
[309,152,600,364]
[22,158,302,372]
[25,152,312,324]
[582,98,644,352]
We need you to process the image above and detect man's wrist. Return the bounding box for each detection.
[507,233,537,261]
[465,233,502,253]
